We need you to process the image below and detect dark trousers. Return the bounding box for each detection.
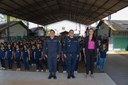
[8,57,13,69]
[31,56,36,64]
[48,54,57,75]
[75,57,79,71]
[36,58,43,70]
[62,57,67,71]
[66,54,77,76]
[16,57,21,68]
[43,57,48,69]
[86,50,95,75]
[0,58,5,68]
[23,58,29,70]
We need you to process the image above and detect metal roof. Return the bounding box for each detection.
[0,0,128,25]
[97,20,128,31]
[0,21,31,32]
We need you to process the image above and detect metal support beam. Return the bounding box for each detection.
[7,15,10,41]
[26,21,29,38]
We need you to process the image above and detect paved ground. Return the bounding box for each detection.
[0,54,128,85]
[0,71,116,85]
[105,54,128,85]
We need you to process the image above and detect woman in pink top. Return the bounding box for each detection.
[83,28,97,77]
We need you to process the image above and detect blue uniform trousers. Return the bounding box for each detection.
[23,58,29,70]
[16,57,21,68]
[47,53,57,75]
[36,58,43,70]
[62,57,67,71]
[66,54,77,75]
[0,58,5,67]
[99,58,106,71]
[8,57,13,69]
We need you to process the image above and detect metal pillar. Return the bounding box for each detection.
[7,15,10,41]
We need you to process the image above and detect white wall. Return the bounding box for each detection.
[108,37,114,51]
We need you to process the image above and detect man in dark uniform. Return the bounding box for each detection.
[43,30,61,79]
[63,30,80,79]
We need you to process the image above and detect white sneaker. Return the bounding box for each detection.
[36,69,39,72]
[16,68,21,71]
[31,64,34,66]
[74,71,78,73]
[41,69,44,72]
[2,67,5,70]
[45,69,48,72]
[63,71,66,73]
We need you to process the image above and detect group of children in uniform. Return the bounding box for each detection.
[96,39,107,72]
[0,39,46,72]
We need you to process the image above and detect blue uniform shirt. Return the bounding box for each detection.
[100,50,107,58]
[7,49,13,58]
[43,37,61,55]
[15,49,21,58]
[35,48,42,59]
[31,49,35,58]
[23,50,29,59]
[0,49,6,58]
[64,37,80,54]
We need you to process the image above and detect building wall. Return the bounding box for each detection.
[98,23,128,51]
[5,24,27,37]
[108,37,114,51]
[112,35,128,51]
[98,23,110,38]
[37,30,45,36]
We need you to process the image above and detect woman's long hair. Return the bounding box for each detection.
[88,28,96,41]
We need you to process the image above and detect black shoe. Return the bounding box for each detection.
[53,75,57,79]
[67,75,71,79]
[48,75,52,79]
[71,75,75,78]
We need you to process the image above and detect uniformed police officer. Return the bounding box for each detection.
[63,30,80,79]
[43,30,61,79]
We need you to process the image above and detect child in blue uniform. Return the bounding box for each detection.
[35,43,43,72]
[15,44,22,71]
[99,44,107,72]
[0,43,6,70]
[31,44,36,66]
[6,44,14,69]
[23,45,30,71]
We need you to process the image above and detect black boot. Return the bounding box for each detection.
[53,75,57,79]
[71,75,75,78]
[67,74,71,79]
[48,74,52,79]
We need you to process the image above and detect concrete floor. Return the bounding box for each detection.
[105,54,128,85]
[0,54,128,85]
[0,71,116,85]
